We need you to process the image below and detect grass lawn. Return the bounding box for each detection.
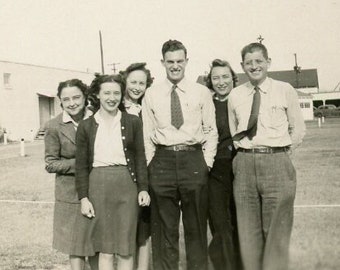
[0,118,339,269]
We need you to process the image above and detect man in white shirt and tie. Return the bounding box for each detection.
[142,39,218,270]
[228,42,306,270]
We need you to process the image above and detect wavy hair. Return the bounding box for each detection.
[88,74,125,113]
[206,59,238,90]
[57,79,89,106]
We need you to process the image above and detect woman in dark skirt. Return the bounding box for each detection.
[206,59,242,270]
[76,74,150,270]
[121,62,153,270]
[44,79,97,270]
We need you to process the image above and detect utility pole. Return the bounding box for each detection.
[108,62,120,74]
[99,30,105,74]
[257,35,264,43]
[293,53,301,88]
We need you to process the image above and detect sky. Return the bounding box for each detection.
[0,0,339,90]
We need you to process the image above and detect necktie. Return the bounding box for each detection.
[171,84,184,129]
[247,86,261,139]
[232,86,261,141]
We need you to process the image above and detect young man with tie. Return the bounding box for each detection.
[142,39,218,270]
[228,42,306,270]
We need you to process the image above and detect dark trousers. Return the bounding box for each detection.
[149,148,209,270]
[208,158,242,270]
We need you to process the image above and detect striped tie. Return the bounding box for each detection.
[171,84,184,129]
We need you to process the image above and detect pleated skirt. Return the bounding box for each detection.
[88,166,138,255]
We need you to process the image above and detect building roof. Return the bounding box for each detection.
[236,69,319,88]
[197,69,318,99]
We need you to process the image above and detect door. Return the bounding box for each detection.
[39,95,55,128]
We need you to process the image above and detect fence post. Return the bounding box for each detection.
[321,116,325,123]
[4,130,8,145]
[318,117,321,128]
[20,138,25,157]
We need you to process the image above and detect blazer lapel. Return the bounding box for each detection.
[59,122,76,144]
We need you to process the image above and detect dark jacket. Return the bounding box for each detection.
[75,111,148,199]
[44,113,79,203]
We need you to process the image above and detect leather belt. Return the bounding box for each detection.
[156,144,202,152]
[238,146,290,154]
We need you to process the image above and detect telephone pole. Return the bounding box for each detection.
[99,31,105,74]
[257,35,264,43]
[108,62,120,74]
[293,53,301,88]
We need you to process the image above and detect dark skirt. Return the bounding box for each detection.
[137,206,151,247]
[53,201,93,256]
[88,166,138,255]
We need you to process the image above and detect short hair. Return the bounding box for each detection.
[120,62,154,89]
[241,42,269,61]
[57,79,88,106]
[206,59,238,90]
[161,39,187,58]
[88,74,125,113]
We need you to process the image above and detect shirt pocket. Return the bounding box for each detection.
[269,105,287,128]
[183,99,201,124]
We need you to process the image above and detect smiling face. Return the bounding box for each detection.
[59,86,86,118]
[210,66,233,99]
[161,49,188,84]
[242,49,271,86]
[125,70,147,103]
[97,82,122,113]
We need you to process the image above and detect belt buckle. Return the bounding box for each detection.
[257,148,270,153]
[173,145,181,151]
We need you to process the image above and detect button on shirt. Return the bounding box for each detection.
[142,77,218,167]
[228,77,305,149]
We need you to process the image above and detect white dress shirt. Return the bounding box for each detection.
[228,77,306,149]
[142,77,218,167]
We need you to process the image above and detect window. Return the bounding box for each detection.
[300,102,311,109]
[3,73,11,88]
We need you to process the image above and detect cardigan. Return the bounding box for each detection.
[75,111,148,199]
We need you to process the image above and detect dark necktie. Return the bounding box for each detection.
[232,86,261,141]
[171,84,184,129]
[247,86,261,139]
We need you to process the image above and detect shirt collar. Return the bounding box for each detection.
[165,77,187,93]
[213,93,228,102]
[246,77,270,95]
[62,107,93,126]
[124,97,141,109]
[94,109,121,124]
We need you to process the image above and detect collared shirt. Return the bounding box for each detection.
[124,97,142,117]
[62,107,93,130]
[93,110,127,167]
[228,77,305,149]
[142,77,218,167]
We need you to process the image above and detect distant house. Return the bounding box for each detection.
[0,60,95,141]
[197,69,317,120]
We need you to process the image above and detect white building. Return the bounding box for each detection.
[0,60,95,141]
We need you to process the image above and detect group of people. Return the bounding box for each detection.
[44,39,306,270]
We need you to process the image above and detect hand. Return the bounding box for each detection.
[80,197,95,218]
[138,191,151,207]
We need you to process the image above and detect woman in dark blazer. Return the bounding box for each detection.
[44,79,97,270]
[76,74,150,270]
